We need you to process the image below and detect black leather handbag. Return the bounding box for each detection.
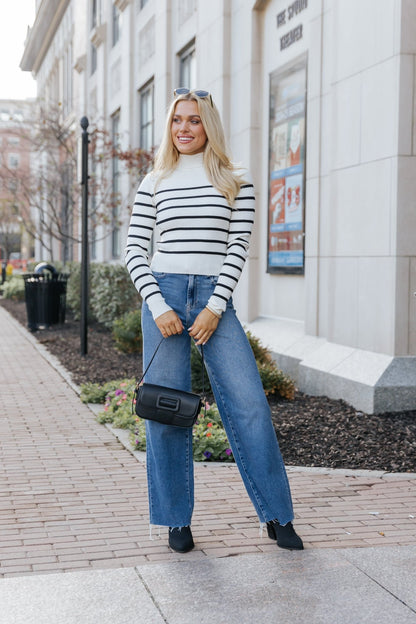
[133,338,204,428]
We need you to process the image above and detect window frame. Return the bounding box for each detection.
[92,0,98,29]
[139,80,154,151]
[111,111,121,259]
[8,153,20,169]
[178,41,196,89]
[91,43,97,75]
[112,3,121,46]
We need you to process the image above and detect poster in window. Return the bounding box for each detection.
[267,55,307,274]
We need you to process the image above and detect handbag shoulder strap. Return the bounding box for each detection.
[133,337,206,417]
[135,337,205,394]
[136,337,164,387]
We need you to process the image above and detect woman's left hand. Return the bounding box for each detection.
[188,308,220,346]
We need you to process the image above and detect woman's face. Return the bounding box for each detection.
[171,99,208,155]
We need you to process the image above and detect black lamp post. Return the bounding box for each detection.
[80,116,89,356]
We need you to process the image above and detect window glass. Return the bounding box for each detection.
[111,112,121,258]
[179,43,196,89]
[8,154,19,169]
[112,3,121,46]
[139,81,154,151]
[91,43,97,75]
[92,0,98,29]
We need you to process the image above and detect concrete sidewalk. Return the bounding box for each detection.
[1,304,416,622]
[0,546,415,623]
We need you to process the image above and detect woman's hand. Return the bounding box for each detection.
[188,308,220,346]
[155,310,184,338]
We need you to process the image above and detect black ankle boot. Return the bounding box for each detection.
[168,526,195,553]
[266,520,304,550]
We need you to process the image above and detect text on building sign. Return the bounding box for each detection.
[280,24,303,50]
[277,0,308,29]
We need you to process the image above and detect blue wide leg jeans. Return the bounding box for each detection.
[141,273,294,527]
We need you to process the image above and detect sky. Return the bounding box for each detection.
[0,0,37,100]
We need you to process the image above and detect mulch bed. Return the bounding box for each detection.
[2,298,416,473]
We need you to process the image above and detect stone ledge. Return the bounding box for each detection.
[245,317,416,414]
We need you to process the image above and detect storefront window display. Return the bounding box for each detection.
[267,54,307,274]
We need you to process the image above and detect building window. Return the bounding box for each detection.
[90,157,97,260]
[8,154,19,169]
[179,42,196,89]
[8,137,20,146]
[91,43,97,75]
[139,81,154,151]
[92,0,98,29]
[112,3,121,46]
[61,164,73,263]
[63,44,73,117]
[111,111,121,258]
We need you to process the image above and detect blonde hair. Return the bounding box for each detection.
[153,92,245,205]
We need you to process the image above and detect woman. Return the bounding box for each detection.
[125,88,303,553]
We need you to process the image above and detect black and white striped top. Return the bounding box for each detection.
[125,153,255,320]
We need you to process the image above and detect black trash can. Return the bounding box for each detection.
[23,263,69,331]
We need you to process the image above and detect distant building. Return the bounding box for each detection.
[20,0,416,413]
[0,98,36,266]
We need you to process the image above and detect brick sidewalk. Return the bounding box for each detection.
[0,305,415,577]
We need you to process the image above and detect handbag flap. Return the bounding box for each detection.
[136,383,202,427]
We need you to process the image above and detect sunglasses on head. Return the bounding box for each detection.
[174,88,213,105]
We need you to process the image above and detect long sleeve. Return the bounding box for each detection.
[125,174,173,320]
[206,181,255,315]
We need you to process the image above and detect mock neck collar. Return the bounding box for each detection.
[177,152,205,169]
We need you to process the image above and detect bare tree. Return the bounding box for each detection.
[0,198,20,260]
[0,105,153,262]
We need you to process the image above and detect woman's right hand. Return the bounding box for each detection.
[155,310,184,338]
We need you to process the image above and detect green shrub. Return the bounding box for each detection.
[90,263,140,329]
[65,262,88,320]
[246,330,274,365]
[112,309,142,353]
[96,379,137,429]
[191,340,212,393]
[246,331,296,400]
[65,262,140,327]
[1,276,25,301]
[129,418,146,451]
[192,403,233,462]
[80,382,107,404]
[80,378,135,403]
[258,362,295,399]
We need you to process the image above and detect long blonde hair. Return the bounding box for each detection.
[153,92,245,205]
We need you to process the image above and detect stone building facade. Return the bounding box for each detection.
[21,0,416,412]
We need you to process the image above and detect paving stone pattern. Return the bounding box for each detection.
[0,306,415,577]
